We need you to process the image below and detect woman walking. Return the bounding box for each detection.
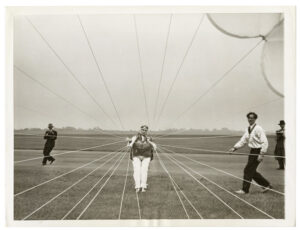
[128,125,157,193]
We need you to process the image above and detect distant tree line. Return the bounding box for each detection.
[15,126,247,135]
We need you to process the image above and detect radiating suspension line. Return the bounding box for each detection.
[14,146,126,196]
[15,66,100,125]
[77,15,125,130]
[157,146,243,219]
[157,38,264,130]
[159,144,285,195]
[236,97,283,114]
[156,18,282,132]
[155,14,205,127]
[153,96,281,139]
[152,14,173,126]
[25,16,119,129]
[160,146,276,219]
[133,15,150,126]
[15,104,71,125]
[14,66,122,138]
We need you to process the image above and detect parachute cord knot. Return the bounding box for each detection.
[259,34,267,42]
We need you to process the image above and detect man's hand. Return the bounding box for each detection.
[228,147,236,153]
[257,154,264,162]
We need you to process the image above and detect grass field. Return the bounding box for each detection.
[14,134,284,220]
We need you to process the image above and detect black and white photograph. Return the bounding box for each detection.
[4,5,296,227]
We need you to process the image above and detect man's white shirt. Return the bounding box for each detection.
[234,124,268,153]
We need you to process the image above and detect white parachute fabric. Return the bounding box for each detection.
[207,13,282,38]
[261,21,284,97]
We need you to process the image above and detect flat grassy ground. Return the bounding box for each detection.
[14,134,284,220]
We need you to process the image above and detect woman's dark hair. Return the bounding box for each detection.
[246,112,258,119]
[141,125,149,130]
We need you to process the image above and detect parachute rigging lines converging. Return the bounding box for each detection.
[207,13,284,98]
[133,15,151,127]
[14,66,102,126]
[77,15,125,129]
[14,13,284,131]
[155,13,284,131]
[152,14,173,126]
[13,10,287,222]
[158,38,265,129]
[25,16,120,129]
[154,14,205,128]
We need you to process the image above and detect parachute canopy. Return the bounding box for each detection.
[261,21,284,97]
[207,13,283,38]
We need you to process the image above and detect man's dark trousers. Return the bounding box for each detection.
[242,148,270,193]
[42,143,55,164]
[277,158,285,169]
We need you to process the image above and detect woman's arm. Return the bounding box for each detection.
[128,135,137,148]
[147,137,157,151]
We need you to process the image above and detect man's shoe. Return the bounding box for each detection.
[277,167,284,170]
[50,158,55,165]
[235,189,246,194]
[261,185,273,193]
[141,188,146,192]
[135,188,140,193]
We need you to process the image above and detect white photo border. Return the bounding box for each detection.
[5,4,296,227]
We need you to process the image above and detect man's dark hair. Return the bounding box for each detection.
[246,112,258,119]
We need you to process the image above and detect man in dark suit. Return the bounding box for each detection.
[42,123,57,165]
[274,120,285,170]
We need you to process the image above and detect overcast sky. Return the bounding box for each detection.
[14,13,284,132]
